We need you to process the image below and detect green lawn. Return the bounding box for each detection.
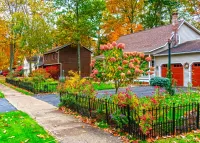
[0,111,57,143]
[0,91,4,98]
[93,82,115,90]
[154,132,200,143]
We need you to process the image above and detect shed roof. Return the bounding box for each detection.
[44,43,92,54]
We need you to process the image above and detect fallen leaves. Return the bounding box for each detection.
[8,136,15,139]
[59,106,132,143]
[37,134,45,138]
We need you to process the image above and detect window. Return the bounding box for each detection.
[151,60,154,67]
[52,53,57,60]
[194,63,200,67]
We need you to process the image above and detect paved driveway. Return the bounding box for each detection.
[33,86,195,107]
[97,86,159,98]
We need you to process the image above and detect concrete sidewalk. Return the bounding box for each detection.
[0,84,121,143]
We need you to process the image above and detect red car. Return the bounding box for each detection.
[2,71,9,76]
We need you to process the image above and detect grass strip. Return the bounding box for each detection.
[0,91,4,98]
[0,111,57,143]
[0,80,33,96]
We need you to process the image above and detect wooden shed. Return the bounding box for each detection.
[43,44,92,78]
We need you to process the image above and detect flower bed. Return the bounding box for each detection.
[60,88,200,140]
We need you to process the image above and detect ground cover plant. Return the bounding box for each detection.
[0,111,56,143]
[0,91,4,98]
[92,82,115,90]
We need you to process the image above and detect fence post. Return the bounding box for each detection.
[197,103,199,129]
[172,103,176,135]
[76,95,78,112]
[88,97,91,118]
[127,105,131,134]
[105,99,109,124]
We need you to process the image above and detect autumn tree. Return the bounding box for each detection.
[0,0,28,71]
[102,0,144,43]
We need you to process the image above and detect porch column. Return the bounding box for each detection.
[189,64,192,84]
[148,54,151,84]
[158,65,161,77]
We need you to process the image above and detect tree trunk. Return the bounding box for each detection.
[29,60,32,75]
[115,80,120,94]
[77,41,81,75]
[9,42,14,72]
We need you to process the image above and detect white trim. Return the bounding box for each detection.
[58,51,60,63]
[178,20,185,30]
[183,21,200,35]
[155,51,200,56]
[148,54,151,84]
[189,64,192,83]
[44,63,60,66]
[189,61,200,86]
[158,66,161,77]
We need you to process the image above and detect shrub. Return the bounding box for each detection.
[30,68,50,82]
[150,76,175,95]
[58,71,96,97]
[91,41,152,93]
[45,66,59,79]
[150,77,170,88]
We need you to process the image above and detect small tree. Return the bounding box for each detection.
[90,41,153,93]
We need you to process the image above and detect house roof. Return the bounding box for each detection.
[155,39,200,56]
[117,21,186,53]
[44,43,92,54]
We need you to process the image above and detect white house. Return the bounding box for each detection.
[117,12,200,87]
[23,56,43,76]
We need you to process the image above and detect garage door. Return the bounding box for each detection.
[162,64,183,86]
[192,63,200,87]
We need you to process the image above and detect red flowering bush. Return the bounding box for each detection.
[46,66,59,79]
[111,88,165,134]
[30,68,50,82]
[91,41,152,93]
[13,66,24,77]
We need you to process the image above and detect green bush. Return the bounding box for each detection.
[150,77,170,88]
[150,77,175,95]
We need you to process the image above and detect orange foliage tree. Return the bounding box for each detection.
[102,0,144,42]
[0,19,10,70]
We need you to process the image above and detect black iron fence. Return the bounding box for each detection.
[6,78,58,94]
[60,93,200,140]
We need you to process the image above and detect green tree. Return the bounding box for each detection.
[55,0,105,74]
[19,1,54,73]
[141,0,180,28]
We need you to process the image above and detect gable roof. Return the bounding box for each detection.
[44,43,92,54]
[117,20,200,53]
[155,39,200,56]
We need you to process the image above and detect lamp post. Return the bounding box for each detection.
[167,39,173,95]
[59,70,66,102]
